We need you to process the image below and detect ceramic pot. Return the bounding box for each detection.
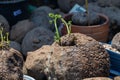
[61,13,109,42]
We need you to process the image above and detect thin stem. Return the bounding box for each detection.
[0,29,3,43]
[61,18,70,35]
[85,0,88,14]
[85,0,90,26]
[54,18,60,43]
[6,33,9,44]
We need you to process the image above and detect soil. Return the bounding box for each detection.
[0,48,24,80]
[111,32,120,51]
[102,43,120,53]
[25,33,110,80]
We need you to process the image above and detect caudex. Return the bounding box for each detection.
[0,28,10,50]
[49,13,71,43]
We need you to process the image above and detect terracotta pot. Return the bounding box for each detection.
[61,13,109,42]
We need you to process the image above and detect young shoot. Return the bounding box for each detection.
[0,28,10,50]
[49,13,71,43]
[49,13,61,43]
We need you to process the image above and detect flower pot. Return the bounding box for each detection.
[0,0,29,26]
[61,13,109,42]
[106,49,120,72]
[24,75,35,80]
[102,43,120,77]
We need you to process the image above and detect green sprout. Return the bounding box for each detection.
[0,28,10,50]
[85,0,88,15]
[49,13,71,43]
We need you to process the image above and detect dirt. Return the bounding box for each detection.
[25,33,110,80]
[111,32,120,51]
[102,43,120,53]
[0,48,24,80]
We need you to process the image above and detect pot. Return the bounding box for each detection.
[23,75,35,80]
[61,13,109,42]
[0,0,29,26]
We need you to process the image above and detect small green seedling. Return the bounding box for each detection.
[0,28,10,50]
[49,13,71,43]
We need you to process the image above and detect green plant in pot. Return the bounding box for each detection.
[0,27,24,80]
[24,13,110,80]
[61,0,109,42]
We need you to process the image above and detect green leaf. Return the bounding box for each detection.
[49,13,55,18]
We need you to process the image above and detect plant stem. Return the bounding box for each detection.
[85,0,90,26]
[61,18,71,35]
[85,0,88,14]
[0,30,3,43]
[54,18,60,43]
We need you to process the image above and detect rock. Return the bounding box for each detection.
[22,27,54,57]
[57,0,94,12]
[111,32,120,51]
[10,41,21,52]
[95,0,120,7]
[25,33,110,80]
[83,2,102,13]
[10,19,35,43]
[0,48,24,80]
[53,9,65,17]
[30,6,54,30]
[102,6,120,26]
[72,12,100,26]
[102,7,120,41]
[0,15,10,34]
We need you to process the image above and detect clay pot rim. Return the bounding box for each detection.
[64,13,109,28]
[0,0,24,4]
